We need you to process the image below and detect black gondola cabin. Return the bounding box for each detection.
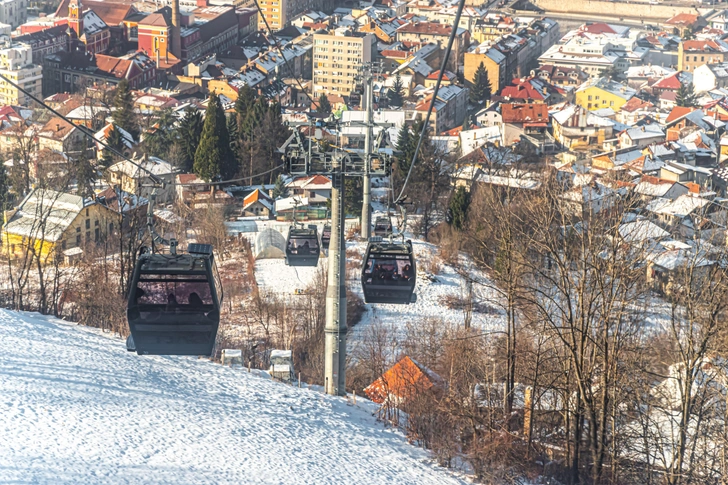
[321,224,331,250]
[286,225,320,266]
[361,238,416,304]
[126,244,222,356]
[373,217,393,237]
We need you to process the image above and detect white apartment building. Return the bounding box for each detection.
[312,29,374,96]
[539,35,647,78]
[0,0,27,29]
[0,40,42,106]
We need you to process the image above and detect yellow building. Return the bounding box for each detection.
[312,29,374,96]
[2,189,114,260]
[575,77,636,111]
[464,48,506,96]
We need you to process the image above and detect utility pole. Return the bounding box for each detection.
[361,67,374,240]
[324,152,347,396]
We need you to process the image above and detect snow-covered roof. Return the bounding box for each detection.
[3,189,90,242]
[619,220,669,243]
[108,156,174,179]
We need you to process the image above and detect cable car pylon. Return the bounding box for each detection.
[324,153,347,396]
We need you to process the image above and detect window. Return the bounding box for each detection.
[61,240,66,250]
[86,209,89,217]
[76,227,80,233]
[610,101,614,106]
[76,234,81,245]
[109,223,113,234]
[85,219,90,229]
[95,228,99,242]
[86,232,90,243]
[94,220,98,226]
[588,95,592,101]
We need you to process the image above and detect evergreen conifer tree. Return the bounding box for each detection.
[317,93,332,115]
[272,175,286,199]
[176,107,203,172]
[100,125,125,167]
[448,186,470,231]
[676,82,698,107]
[388,74,404,107]
[112,79,138,139]
[194,94,233,182]
[470,62,492,105]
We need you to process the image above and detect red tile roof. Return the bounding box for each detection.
[581,22,617,35]
[620,97,654,113]
[501,103,549,124]
[364,356,441,404]
[666,13,701,26]
[665,106,697,124]
[681,39,728,52]
[95,55,132,78]
[397,22,453,36]
[501,80,545,101]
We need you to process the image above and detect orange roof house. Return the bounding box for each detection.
[364,356,443,405]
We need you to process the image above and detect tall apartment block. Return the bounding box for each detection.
[312,29,375,96]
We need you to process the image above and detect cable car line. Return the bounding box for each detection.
[394,0,467,205]
[251,0,316,107]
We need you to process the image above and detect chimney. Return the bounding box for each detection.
[56,123,61,131]
[171,0,182,58]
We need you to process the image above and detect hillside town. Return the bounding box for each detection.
[4,0,728,483]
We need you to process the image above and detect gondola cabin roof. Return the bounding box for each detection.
[137,253,210,275]
[290,228,317,238]
[367,240,412,255]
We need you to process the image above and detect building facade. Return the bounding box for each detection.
[312,29,374,96]
[0,41,42,106]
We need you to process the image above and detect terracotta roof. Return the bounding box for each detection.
[95,55,131,78]
[653,72,683,90]
[581,22,617,35]
[243,188,272,206]
[139,13,170,27]
[426,69,456,81]
[397,22,453,36]
[620,97,654,113]
[39,117,76,140]
[501,103,549,124]
[501,80,545,101]
[55,0,136,26]
[665,106,697,124]
[364,356,441,404]
[666,13,701,26]
[681,39,728,52]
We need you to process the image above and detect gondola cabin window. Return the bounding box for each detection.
[288,237,319,255]
[363,254,414,285]
[135,274,214,310]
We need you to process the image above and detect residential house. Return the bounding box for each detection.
[413,84,468,134]
[575,77,636,112]
[364,355,443,408]
[551,104,614,150]
[693,62,728,93]
[560,181,617,217]
[1,188,114,259]
[619,125,666,149]
[242,188,274,218]
[286,175,331,206]
[37,117,85,154]
[677,39,728,72]
[175,173,234,208]
[397,22,469,71]
[106,156,175,203]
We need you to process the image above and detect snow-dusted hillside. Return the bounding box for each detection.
[0,310,466,485]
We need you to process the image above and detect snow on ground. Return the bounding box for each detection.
[255,257,324,296]
[0,310,467,485]
[346,238,507,343]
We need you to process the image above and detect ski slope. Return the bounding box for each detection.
[0,310,466,485]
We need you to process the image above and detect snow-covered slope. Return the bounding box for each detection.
[0,310,465,485]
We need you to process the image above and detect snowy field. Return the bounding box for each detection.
[0,310,467,485]
[253,233,507,346]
